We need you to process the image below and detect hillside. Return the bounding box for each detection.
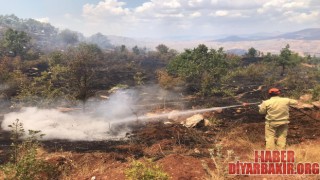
[275,28,320,40]
[215,28,320,42]
[0,15,150,51]
[1,15,320,56]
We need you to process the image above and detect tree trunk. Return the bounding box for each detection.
[281,64,285,76]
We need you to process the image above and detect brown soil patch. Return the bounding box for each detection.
[158,154,211,180]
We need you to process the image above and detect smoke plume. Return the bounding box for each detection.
[1,89,139,141]
[1,85,185,141]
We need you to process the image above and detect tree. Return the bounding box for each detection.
[66,43,103,110]
[156,44,169,54]
[167,44,229,96]
[247,47,258,57]
[132,45,140,55]
[277,44,300,76]
[87,33,112,49]
[48,51,65,66]
[1,28,31,58]
[59,29,79,45]
[120,45,127,53]
[0,56,28,97]
[16,71,63,106]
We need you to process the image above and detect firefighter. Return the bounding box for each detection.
[258,88,298,150]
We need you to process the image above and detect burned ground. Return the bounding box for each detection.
[1,103,320,179]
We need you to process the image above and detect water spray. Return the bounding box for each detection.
[115,102,261,123]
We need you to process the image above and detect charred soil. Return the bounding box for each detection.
[1,103,320,179]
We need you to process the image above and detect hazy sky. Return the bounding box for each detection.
[0,0,319,38]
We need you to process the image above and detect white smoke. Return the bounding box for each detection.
[0,85,186,141]
[1,89,139,141]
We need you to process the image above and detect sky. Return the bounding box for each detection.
[0,0,319,39]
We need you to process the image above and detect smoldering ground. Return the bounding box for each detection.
[0,85,183,141]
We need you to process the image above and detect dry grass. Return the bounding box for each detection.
[56,153,118,180]
[211,125,320,180]
[44,139,319,180]
[290,140,320,163]
[218,126,264,160]
[1,122,319,180]
[35,149,124,180]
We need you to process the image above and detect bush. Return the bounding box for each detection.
[125,158,169,180]
[222,63,270,82]
[156,69,184,90]
[282,66,319,98]
[0,119,58,180]
[312,84,320,100]
[167,45,230,96]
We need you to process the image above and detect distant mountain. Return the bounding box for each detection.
[215,28,320,42]
[275,28,320,40]
[214,35,250,42]
[106,35,147,48]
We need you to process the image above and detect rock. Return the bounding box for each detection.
[301,103,314,109]
[312,101,320,109]
[292,103,314,109]
[164,121,173,125]
[182,114,204,128]
[256,85,263,91]
[168,110,180,121]
[108,85,128,94]
[204,119,211,126]
[300,94,313,102]
[99,95,109,99]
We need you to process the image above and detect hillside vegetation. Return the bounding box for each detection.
[0,21,319,108]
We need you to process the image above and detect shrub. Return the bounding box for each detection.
[156,69,184,90]
[282,66,319,98]
[312,84,320,100]
[222,63,270,83]
[0,119,58,180]
[207,117,223,128]
[167,45,230,96]
[125,158,169,180]
[133,71,145,86]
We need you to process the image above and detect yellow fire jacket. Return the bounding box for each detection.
[259,96,298,123]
